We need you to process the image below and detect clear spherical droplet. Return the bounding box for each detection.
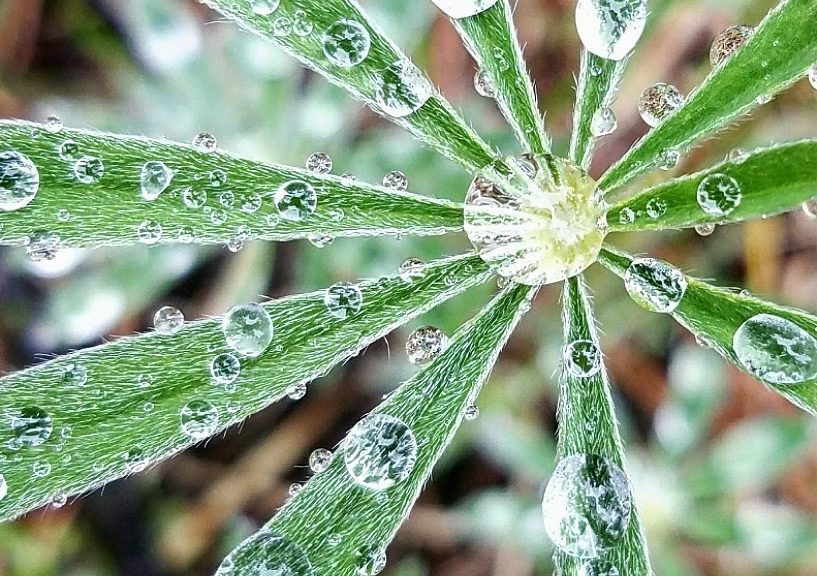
[344,414,417,490]
[50,491,68,508]
[322,20,371,68]
[809,65,817,91]
[590,107,617,136]
[710,25,753,67]
[222,303,274,358]
[802,197,817,219]
[473,68,496,98]
[309,448,333,473]
[136,219,163,245]
[11,407,53,447]
[306,152,333,174]
[287,382,307,400]
[154,305,184,334]
[26,230,61,262]
[645,197,667,219]
[0,151,39,211]
[382,170,408,191]
[308,234,333,248]
[58,140,80,162]
[405,325,447,365]
[696,173,741,217]
[182,187,207,209]
[638,83,684,127]
[563,339,602,378]
[241,192,263,214]
[275,180,318,221]
[292,11,313,36]
[398,257,425,282]
[32,460,52,478]
[429,0,498,19]
[44,115,63,133]
[618,207,635,225]
[288,482,303,496]
[694,223,716,236]
[61,362,88,387]
[140,161,174,201]
[464,405,480,420]
[656,148,680,171]
[250,0,280,15]
[575,0,648,60]
[125,448,149,473]
[192,132,218,153]
[624,257,687,313]
[324,282,363,319]
[215,532,314,576]
[210,353,241,388]
[219,191,236,209]
[57,208,70,222]
[733,313,817,385]
[542,453,632,558]
[374,60,432,117]
[73,155,104,184]
[180,400,219,441]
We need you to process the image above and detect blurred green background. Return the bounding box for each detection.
[0,0,816,574]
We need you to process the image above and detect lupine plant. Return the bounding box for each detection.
[0,0,816,574]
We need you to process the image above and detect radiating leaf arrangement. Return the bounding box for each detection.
[0,0,815,574]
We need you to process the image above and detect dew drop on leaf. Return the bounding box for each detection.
[374,60,432,117]
[382,170,408,191]
[733,313,817,385]
[645,197,667,219]
[563,339,602,378]
[309,448,332,473]
[710,25,753,67]
[638,82,684,127]
[655,148,680,171]
[250,0,280,16]
[272,16,292,36]
[44,115,63,133]
[125,448,149,473]
[58,140,80,162]
[579,559,620,576]
[57,208,70,222]
[209,168,228,187]
[430,0,498,19]
[344,414,418,490]
[215,532,314,576]
[219,191,236,209]
[306,152,333,174]
[180,400,219,441]
[0,151,39,211]
[405,325,447,365]
[292,11,313,36]
[473,68,496,98]
[26,230,61,262]
[809,64,817,91]
[275,180,317,221]
[322,20,371,68]
[222,303,274,358]
[140,161,174,201]
[287,382,307,400]
[210,208,228,226]
[575,0,647,60]
[0,475,7,502]
[241,192,263,214]
[354,544,386,576]
[50,491,67,508]
[541,453,632,558]
[11,407,53,447]
[802,197,817,219]
[192,132,218,153]
[181,187,207,209]
[696,173,741,217]
[61,362,88,387]
[624,257,687,313]
[73,155,104,184]
[398,257,425,282]
[324,282,363,319]
[618,207,635,225]
[308,234,333,248]
[210,353,241,388]
[590,107,617,136]
[464,405,480,420]
[154,305,184,334]
[136,219,163,245]
[32,460,51,478]
[288,482,303,496]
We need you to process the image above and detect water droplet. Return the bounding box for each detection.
[287,382,307,400]
[645,197,667,219]
[464,405,480,420]
[136,374,153,388]
[0,475,7,502]
[73,155,104,184]
[58,140,80,161]
[464,155,606,286]
[272,16,292,36]
[45,115,63,133]
[809,64,817,91]
[382,170,408,191]
[579,559,620,576]
[11,407,53,447]
[0,151,39,211]
[292,11,313,36]
[656,148,680,170]
[57,208,70,222]
[182,187,207,209]
[344,414,417,490]
[575,0,647,60]
[61,362,88,387]
[542,453,632,558]
[802,197,817,219]
[32,460,52,478]
[222,303,274,358]
[340,173,357,185]
[219,191,236,209]
[288,482,303,496]
[215,532,314,576]
[624,257,687,313]
[211,353,241,389]
[695,223,715,236]
[354,545,386,576]
[324,282,363,319]
[374,60,432,117]
[154,305,184,334]
[398,257,425,282]
[306,152,333,174]
[618,207,635,225]
[309,448,332,473]
[250,0,280,15]
[638,83,684,127]
[710,25,753,67]
[210,208,228,225]
[474,68,496,98]
[136,219,163,245]
[125,448,149,473]
[563,339,602,378]
[405,325,447,365]
[728,148,749,163]
[275,180,317,221]
[140,161,174,201]
[308,234,333,248]
[733,313,817,385]
[50,491,68,508]
[696,173,741,217]
[430,0,498,18]
[209,168,228,187]
[180,400,219,441]
[192,132,218,153]
[178,226,194,243]
[756,93,773,105]
[322,20,371,68]
[26,230,61,262]
[590,107,617,136]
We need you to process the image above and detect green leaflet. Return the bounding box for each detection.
[0,254,491,521]
[598,0,817,193]
[553,276,652,576]
[452,0,550,155]
[217,282,535,575]
[607,140,817,232]
[0,120,463,248]
[598,246,817,418]
[201,0,496,172]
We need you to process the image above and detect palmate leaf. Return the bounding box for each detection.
[0,253,491,521]
[216,282,534,575]
[0,120,462,249]
[607,140,817,232]
[447,0,551,155]
[201,0,496,172]
[598,246,817,417]
[598,0,817,193]
[553,277,652,576]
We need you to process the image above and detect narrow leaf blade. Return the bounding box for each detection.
[598,0,817,193]
[0,254,491,521]
[607,140,817,232]
[0,120,463,248]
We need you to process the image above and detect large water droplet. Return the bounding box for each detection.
[733,313,817,385]
[216,532,314,576]
[324,282,363,319]
[624,257,687,313]
[638,82,684,127]
[250,0,280,15]
[575,0,647,60]
[374,60,432,117]
[180,400,219,440]
[11,407,53,447]
[0,151,39,211]
[645,197,667,219]
[696,173,741,217]
[710,25,753,67]
[464,155,606,286]
[590,107,617,136]
[211,353,241,388]
[541,453,632,558]
[306,152,333,174]
[275,180,317,221]
[405,325,447,365]
[563,339,602,378]
[322,20,371,67]
[222,303,274,357]
[73,156,104,184]
[140,161,174,201]
[344,414,417,490]
[430,0,498,19]
[154,305,184,334]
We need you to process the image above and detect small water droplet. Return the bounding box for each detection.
[624,257,687,313]
[180,400,219,441]
[306,152,333,174]
[61,362,88,387]
[563,339,602,378]
[73,155,104,184]
[192,132,218,153]
[344,414,417,490]
[125,448,149,473]
[0,475,7,502]
[308,234,333,248]
[382,170,408,191]
[222,303,274,358]
[44,115,64,133]
[140,161,174,201]
[309,448,333,473]
[802,197,817,219]
[0,151,39,211]
[275,180,317,221]
[809,64,817,91]
[219,191,236,209]
[181,187,207,209]
[464,405,480,420]
[710,24,753,67]
[11,407,53,447]
[324,282,363,319]
[473,68,496,98]
[374,60,432,117]
[398,257,425,282]
[756,93,773,105]
[26,230,61,262]
[250,0,280,16]
[322,20,371,67]
[728,148,749,163]
[656,148,680,171]
[136,374,153,388]
[209,168,228,188]
[154,305,184,334]
[292,11,313,36]
[287,382,307,400]
[405,325,447,365]
[696,172,741,217]
[618,207,635,225]
[638,82,684,127]
[57,208,70,222]
[354,545,386,576]
[575,0,647,60]
[288,482,303,496]
[32,460,52,478]
[733,313,817,385]
[136,219,163,245]
[58,140,80,162]
[590,107,617,136]
[210,353,241,389]
[645,197,667,219]
[694,223,716,236]
[272,16,292,36]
